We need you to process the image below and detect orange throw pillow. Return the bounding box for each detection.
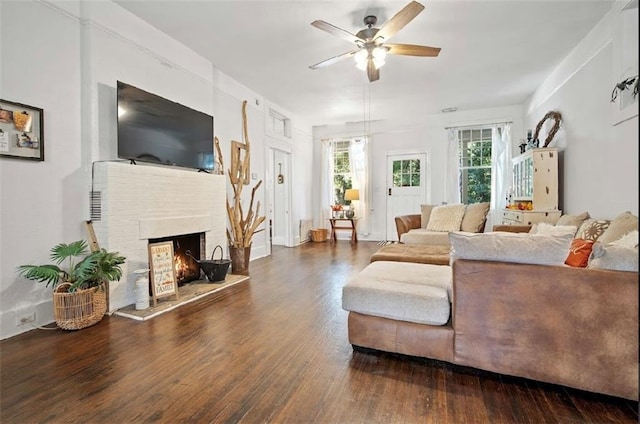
[565,238,594,267]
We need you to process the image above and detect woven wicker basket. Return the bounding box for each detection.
[310,229,328,243]
[53,282,107,330]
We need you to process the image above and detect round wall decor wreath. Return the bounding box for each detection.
[533,111,562,148]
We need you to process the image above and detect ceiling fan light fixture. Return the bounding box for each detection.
[310,1,440,81]
[355,49,368,70]
[372,46,387,69]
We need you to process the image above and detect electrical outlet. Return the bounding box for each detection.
[16,312,36,326]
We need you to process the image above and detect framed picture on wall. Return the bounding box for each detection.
[0,99,44,161]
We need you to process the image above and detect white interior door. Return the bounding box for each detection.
[386,153,427,240]
[267,145,292,248]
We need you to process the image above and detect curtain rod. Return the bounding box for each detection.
[444,121,513,130]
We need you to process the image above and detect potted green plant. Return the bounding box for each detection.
[17,240,125,330]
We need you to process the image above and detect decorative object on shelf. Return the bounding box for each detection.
[185,246,230,283]
[610,75,638,103]
[17,240,125,330]
[331,204,343,218]
[518,139,528,154]
[525,129,537,150]
[344,188,360,218]
[225,100,265,275]
[532,110,562,148]
[0,99,44,161]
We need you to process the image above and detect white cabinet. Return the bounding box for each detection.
[502,209,562,226]
[503,148,561,225]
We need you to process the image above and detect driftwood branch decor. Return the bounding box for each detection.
[224,101,266,248]
[213,136,224,175]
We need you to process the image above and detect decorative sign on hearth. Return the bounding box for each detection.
[148,241,179,306]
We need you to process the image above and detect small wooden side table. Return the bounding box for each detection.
[329,218,358,243]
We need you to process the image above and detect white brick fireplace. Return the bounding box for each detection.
[92,162,226,312]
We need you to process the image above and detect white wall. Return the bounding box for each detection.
[524,4,638,219]
[0,0,313,339]
[1,0,84,339]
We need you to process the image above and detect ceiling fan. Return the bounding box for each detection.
[309,1,441,82]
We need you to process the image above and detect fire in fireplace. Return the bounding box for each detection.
[149,233,204,285]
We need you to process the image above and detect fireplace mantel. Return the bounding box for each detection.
[92,162,226,312]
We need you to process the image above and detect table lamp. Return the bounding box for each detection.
[344,189,359,218]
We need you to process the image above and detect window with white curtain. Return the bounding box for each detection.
[320,137,370,234]
[457,128,493,203]
[332,140,353,205]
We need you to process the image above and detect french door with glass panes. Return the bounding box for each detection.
[386,153,427,241]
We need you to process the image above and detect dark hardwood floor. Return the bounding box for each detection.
[1,241,637,423]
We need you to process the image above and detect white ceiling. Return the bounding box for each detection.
[114,0,613,126]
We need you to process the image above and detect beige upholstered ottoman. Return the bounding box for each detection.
[370,244,451,266]
[342,261,453,326]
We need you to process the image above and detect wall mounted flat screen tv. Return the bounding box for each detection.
[117,81,214,171]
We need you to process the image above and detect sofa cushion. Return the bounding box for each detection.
[370,244,451,265]
[400,229,451,245]
[426,204,466,232]
[556,212,590,228]
[565,238,594,268]
[576,219,610,241]
[449,231,573,266]
[587,242,638,272]
[342,261,453,326]
[460,202,490,233]
[420,204,436,229]
[598,212,638,244]
[531,222,577,236]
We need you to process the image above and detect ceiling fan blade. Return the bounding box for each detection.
[375,1,425,42]
[309,50,359,69]
[311,20,363,45]
[386,43,441,57]
[367,60,380,82]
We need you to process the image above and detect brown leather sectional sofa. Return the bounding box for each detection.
[348,221,638,400]
[347,258,638,400]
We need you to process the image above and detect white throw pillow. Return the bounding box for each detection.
[449,231,574,266]
[534,222,577,236]
[587,242,638,272]
[426,204,466,232]
[610,230,639,249]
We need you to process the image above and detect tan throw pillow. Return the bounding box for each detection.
[598,212,638,244]
[420,204,436,229]
[587,242,638,272]
[449,231,573,266]
[576,219,610,241]
[460,202,490,233]
[556,212,590,228]
[426,204,466,232]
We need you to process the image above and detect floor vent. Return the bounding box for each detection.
[299,219,313,243]
[89,191,102,221]
[377,240,398,246]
